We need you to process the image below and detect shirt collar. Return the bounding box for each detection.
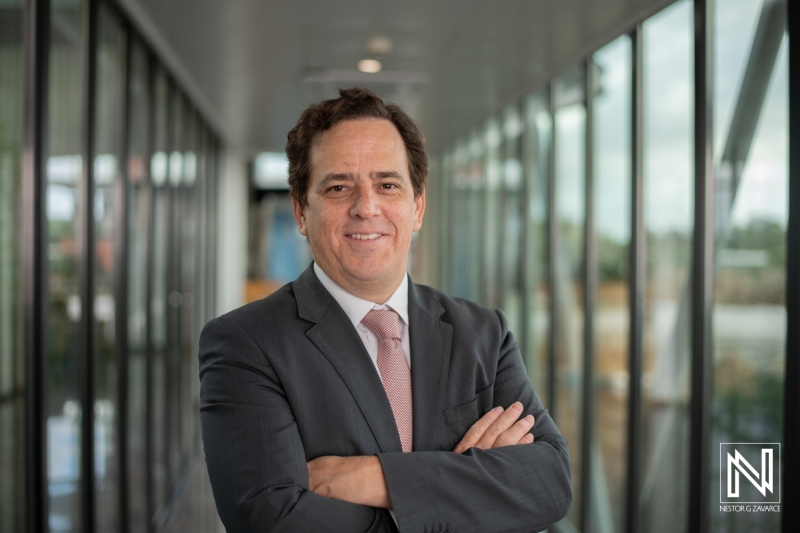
[313,262,409,327]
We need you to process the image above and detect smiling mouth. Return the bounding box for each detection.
[347,233,383,240]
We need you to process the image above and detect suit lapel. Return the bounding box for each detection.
[408,279,452,451]
[294,265,403,453]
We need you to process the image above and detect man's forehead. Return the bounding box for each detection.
[309,119,408,172]
[313,119,401,145]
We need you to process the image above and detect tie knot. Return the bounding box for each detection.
[361,309,402,341]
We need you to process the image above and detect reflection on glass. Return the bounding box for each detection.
[640,3,693,532]
[179,106,197,464]
[524,91,551,398]
[710,0,787,529]
[451,141,470,299]
[0,1,26,530]
[482,118,502,308]
[93,7,124,529]
[204,133,218,321]
[553,64,586,531]
[465,131,485,303]
[193,127,207,358]
[127,40,150,533]
[47,0,85,530]
[591,35,631,533]
[151,67,169,510]
[167,90,182,487]
[501,105,524,337]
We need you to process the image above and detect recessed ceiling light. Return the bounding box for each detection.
[366,36,393,57]
[357,59,382,73]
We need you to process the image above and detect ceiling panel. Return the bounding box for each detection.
[127,0,675,153]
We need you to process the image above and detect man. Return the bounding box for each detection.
[199,87,571,533]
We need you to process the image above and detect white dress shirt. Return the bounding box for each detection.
[313,263,410,526]
[313,262,411,377]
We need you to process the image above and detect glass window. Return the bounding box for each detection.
[46,0,86,529]
[93,7,125,529]
[127,39,150,533]
[166,90,183,487]
[482,118,502,308]
[205,135,219,320]
[552,64,586,531]
[500,105,524,338]
[193,124,208,344]
[523,90,551,402]
[150,66,169,510]
[710,0,787,528]
[465,131,485,303]
[451,141,470,299]
[591,34,632,533]
[0,1,26,530]
[432,153,447,291]
[179,103,197,464]
[640,2,693,531]
[191,122,208,439]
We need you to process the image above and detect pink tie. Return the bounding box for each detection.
[361,309,413,452]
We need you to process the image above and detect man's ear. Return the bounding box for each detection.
[291,195,309,236]
[413,185,426,231]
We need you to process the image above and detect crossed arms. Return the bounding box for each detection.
[307,401,538,508]
[199,311,572,533]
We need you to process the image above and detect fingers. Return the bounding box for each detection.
[492,414,535,447]
[452,406,504,453]
[516,432,534,445]
[452,402,537,453]
[474,402,531,449]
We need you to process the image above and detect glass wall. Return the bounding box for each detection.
[0,1,26,531]
[552,64,587,531]
[127,38,150,533]
[640,3,693,532]
[591,34,631,533]
[450,140,470,299]
[482,118,502,308]
[7,0,222,531]
[151,66,169,514]
[523,90,551,398]
[500,105,524,338]
[430,1,793,532]
[710,0,787,530]
[93,6,125,529]
[166,88,182,489]
[46,0,86,529]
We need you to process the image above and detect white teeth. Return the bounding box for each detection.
[349,233,381,240]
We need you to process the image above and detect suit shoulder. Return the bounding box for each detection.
[203,281,298,333]
[413,283,503,328]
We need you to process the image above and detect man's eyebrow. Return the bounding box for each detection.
[370,171,404,180]
[317,173,355,190]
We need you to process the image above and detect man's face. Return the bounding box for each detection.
[292,118,425,298]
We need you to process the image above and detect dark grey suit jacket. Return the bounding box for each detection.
[199,264,571,533]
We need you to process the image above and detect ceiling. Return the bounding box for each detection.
[120,0,675,155]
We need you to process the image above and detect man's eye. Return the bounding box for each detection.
[329,185,346,192]
[380,183,398,189]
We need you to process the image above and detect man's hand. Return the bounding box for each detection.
[452,401,535,454]
[307,455,392,509]
[307,402,534,506]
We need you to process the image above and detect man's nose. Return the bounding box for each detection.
[349,186,381,218]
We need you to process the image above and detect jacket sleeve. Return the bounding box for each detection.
[377,310,572,533]
[199,315,397,533]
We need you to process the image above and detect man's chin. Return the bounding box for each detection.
[341,266,405,287]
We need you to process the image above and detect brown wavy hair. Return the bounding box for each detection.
[286,87,427,207]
